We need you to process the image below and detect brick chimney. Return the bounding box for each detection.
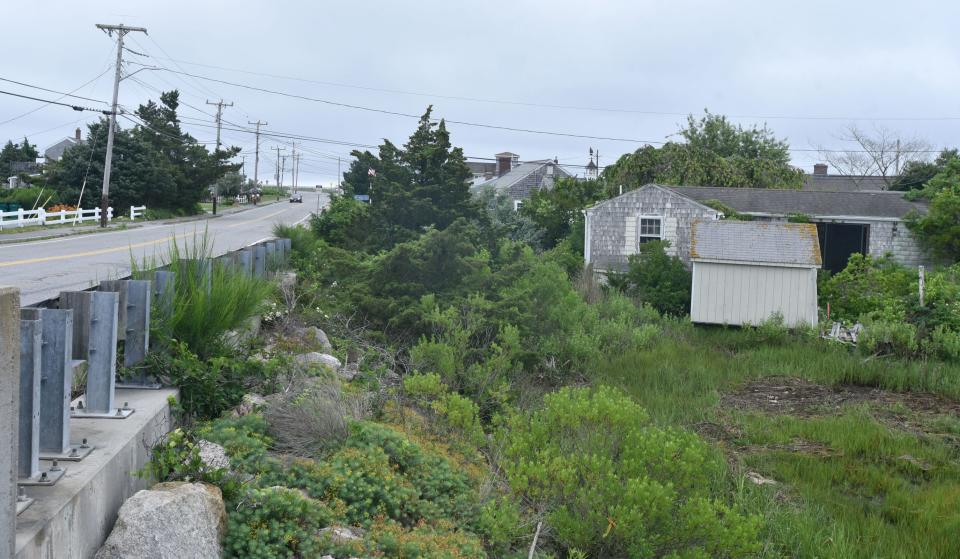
[813,163,828,175]
[75,128,81,141]
[496,152,517,177]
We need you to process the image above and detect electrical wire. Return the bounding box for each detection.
[0,66,114,126]
[0,77,109,105]
[0,89,112,114]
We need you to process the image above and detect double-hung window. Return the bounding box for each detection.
[637,216,662,247]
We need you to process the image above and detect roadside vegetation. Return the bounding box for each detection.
[142,109,960,558]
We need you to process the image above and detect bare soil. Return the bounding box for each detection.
[720,376,960,418]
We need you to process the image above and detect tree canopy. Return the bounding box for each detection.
[601,111,803,192]
[0,137,40,177]
[906,157,960,262]
[51,90,237,213]
[319,107,483,251]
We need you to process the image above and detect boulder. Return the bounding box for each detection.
[232,393,268,417]
[294,352,342,372]
[95,482,226,559]
[297,326,333,352]
[339,363,360,381]
[319,525,365,545]
[196,439,230,472]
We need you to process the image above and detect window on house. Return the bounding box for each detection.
[638,217,662,246]
[513,200,524,211]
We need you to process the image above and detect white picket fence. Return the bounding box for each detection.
[0,206,149,230]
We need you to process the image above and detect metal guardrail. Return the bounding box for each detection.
[0,237,291,552]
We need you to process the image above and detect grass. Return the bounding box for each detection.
[594,319,960,558]
[133,229,274,358]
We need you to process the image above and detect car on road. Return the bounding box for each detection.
[289,193,303,203]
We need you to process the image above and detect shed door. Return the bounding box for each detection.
[817,223,869,274]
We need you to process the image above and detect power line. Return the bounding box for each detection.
[0,77,110,105]
[138,53,960,122]
[0,66,114,126]
[0,89,113,114]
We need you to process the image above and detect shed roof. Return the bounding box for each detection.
[663,185,925,219]
[691,220,822,267]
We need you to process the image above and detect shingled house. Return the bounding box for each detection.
[584,184,929,275]
[471,153,574,209]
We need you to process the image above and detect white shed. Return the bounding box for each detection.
[690,220,822,327]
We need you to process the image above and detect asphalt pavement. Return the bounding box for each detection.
[0,191,327,306]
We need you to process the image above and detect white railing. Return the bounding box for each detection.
[0,206,115,230]
[130,205,147,220]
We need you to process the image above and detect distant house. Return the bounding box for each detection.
[44,128,84,162]
[584,184,929,275]
[471,152,574,209]
[690,220,821,327]
[802,163,894,192]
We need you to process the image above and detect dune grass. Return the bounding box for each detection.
[133,229,273,358]
[594,320,960,558]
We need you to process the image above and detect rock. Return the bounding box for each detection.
[297,326,333,352]
[196,440,230,472]
[318,525,365,545]
[294,352,341,372]
[339,363,360,381]
[95,482,226,559]
[232,393,267,417]
[745,471,778,486]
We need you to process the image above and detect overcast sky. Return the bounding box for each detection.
[3,0,958,186]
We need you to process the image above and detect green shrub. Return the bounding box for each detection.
[500,386,762,558]
[858,315,919,358]
[140,427,244,500]
[223,486,334,559]
[925,325,960,361]
[608,240,692,316]
[147,341,282,421]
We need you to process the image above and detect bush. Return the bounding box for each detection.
[609,240,692,316]
[500,386,761,558]
[223,486,335,559]
[147,341,283,421]
[858,316,919,358]
[264,380,369,456]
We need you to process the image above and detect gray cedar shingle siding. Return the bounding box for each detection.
[690,221,822,267]
[585,185,719,272]
[472,161,574,201]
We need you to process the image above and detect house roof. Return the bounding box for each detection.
[662,185,926,219]
[691,220,822,267]
[471,160,574,196]
[43,137,82,161]
[802,174,893,192]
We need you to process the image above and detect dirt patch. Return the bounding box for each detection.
[721,376,960,419]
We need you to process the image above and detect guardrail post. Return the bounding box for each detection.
[124,280,151,367]
[35,308,74,456]
[1,286,21,539]
[99,280,128,341]
[240,248,254,276]
[264,241,277,273]
[153,271,175,322]
[179,259,212,296]
[253,245,266,277]
[282,238,292,262]
[18,317,40,481]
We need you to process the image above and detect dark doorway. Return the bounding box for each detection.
[817,222,870,273]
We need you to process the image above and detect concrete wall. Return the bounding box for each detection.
[691,261,819,327]
[866,220,929,267]
[585,185,719,273]
[15,388,177,559]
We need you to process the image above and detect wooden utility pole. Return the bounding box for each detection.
[247,120,267,185]
[272,146,286,196]
[95,23,147,228]
[206,99,233,215]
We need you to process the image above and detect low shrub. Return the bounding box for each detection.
[264,379,369,457]
[500,385,762,558]
[223,486,335,559]
[608,240,692,316]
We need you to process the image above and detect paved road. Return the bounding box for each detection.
[0,191,327,306]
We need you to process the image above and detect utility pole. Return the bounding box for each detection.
[279,155,287,201]
[95,23,147,228]
[337,157,341,189]
[247,119,267,185]
[206,99,233,215]
[290,142,297,194]
[272,146,286,198]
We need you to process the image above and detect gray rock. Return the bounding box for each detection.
[294,352,342,372]
[196,439,230,472]
[318,525,365,544]
[339,363,360,381]
[232,393,267,417]
[95,482,226,559]
[298,326,333,352]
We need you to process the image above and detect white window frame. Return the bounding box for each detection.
[513,199,524,211]
[637,215,663,248]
